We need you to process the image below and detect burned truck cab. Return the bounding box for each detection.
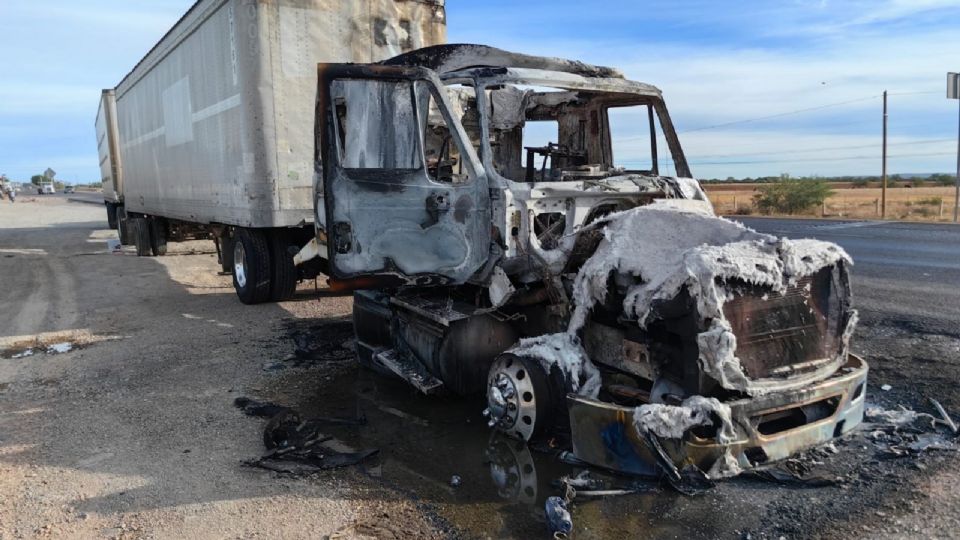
[312,45,867,479]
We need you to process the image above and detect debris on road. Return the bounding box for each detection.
[286,319,355,366]
[544,496,573,538]
[929,398,958,434]
[235,397,376,475]
[449,475,462,488]
[865,404,959,458]
[0,330,117,360]
[2,340,78,359]
[881,384,892,391]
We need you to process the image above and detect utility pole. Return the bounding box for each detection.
[881,90,888,219]
[952,73,960,222]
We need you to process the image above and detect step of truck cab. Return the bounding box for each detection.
[373,348,444,395]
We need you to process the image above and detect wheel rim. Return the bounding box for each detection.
[485,355,539,441]
[233,240,247,288]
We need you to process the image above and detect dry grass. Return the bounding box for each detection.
[705,185,958,221]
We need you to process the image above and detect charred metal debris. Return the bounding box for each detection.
[234,397,377,475]
[308,45,870,483]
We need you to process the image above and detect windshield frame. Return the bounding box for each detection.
[441,68,691,186]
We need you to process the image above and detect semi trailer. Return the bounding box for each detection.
[97,0,867,480]
[96,0,446,303]
[305,45,868,479]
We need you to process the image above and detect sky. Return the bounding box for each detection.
[1,0,960,183]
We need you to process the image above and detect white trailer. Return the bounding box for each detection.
[96,0,446,303]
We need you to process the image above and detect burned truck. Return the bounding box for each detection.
[308,45,868,478]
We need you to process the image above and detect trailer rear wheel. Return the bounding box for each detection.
[116,207,134,245]
[268,230,298,302]
[106,203,118,229]
[133,218,153,257]
[217,232,235,274]
[150,219,168,256]
[233,228,272,305]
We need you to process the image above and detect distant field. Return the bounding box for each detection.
[704,184,958,222]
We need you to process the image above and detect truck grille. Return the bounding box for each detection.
[722,266,848,380]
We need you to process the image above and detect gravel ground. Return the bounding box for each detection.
[2,197,959,540]
[0,197,444,540]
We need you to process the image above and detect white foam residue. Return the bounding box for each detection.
[506,333,601,398]
[12,349,34,359]
[633,395,736,444]
[696,319,753,393]
[865,406,936,426]
[706,450,743,479]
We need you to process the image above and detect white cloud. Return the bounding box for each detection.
[448,9,960,176]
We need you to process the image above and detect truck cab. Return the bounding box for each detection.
[316,45,710,290]
[313,45,866,479]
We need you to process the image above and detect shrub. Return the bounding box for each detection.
[752,179,834,215]
[929,174,956,187]
[734,205,754,215]
[852,177,870,188]
[915,196,943,206]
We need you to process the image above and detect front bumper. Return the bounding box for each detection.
[567,354,868,476]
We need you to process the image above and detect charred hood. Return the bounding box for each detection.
[567,202,857,397]
[381,44,624,78]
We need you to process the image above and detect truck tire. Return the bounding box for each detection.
[133,218,153,257]
[106,203,118,229]
[117,207,134,245]
[150,219,168,256]
[216,232,235,274]
[268,230,298,302]
[233,228,272,305]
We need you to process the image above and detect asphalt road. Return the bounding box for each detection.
[66,190,106,205]
[732,217,960,337]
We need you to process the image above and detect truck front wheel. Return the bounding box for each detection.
[233,228,272,305]
[485,355,562,442]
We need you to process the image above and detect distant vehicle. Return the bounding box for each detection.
[63,185,76,194]
[37,182,55,195]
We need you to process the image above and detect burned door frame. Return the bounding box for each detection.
[315,64,492,287]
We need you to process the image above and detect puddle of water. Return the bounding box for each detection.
[261,352,737,539]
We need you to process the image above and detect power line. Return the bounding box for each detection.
[887,90,940,96]
[688,151,955,166]
[677,95,881,134]
[616,90,942,143]
[684,138,954,160]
